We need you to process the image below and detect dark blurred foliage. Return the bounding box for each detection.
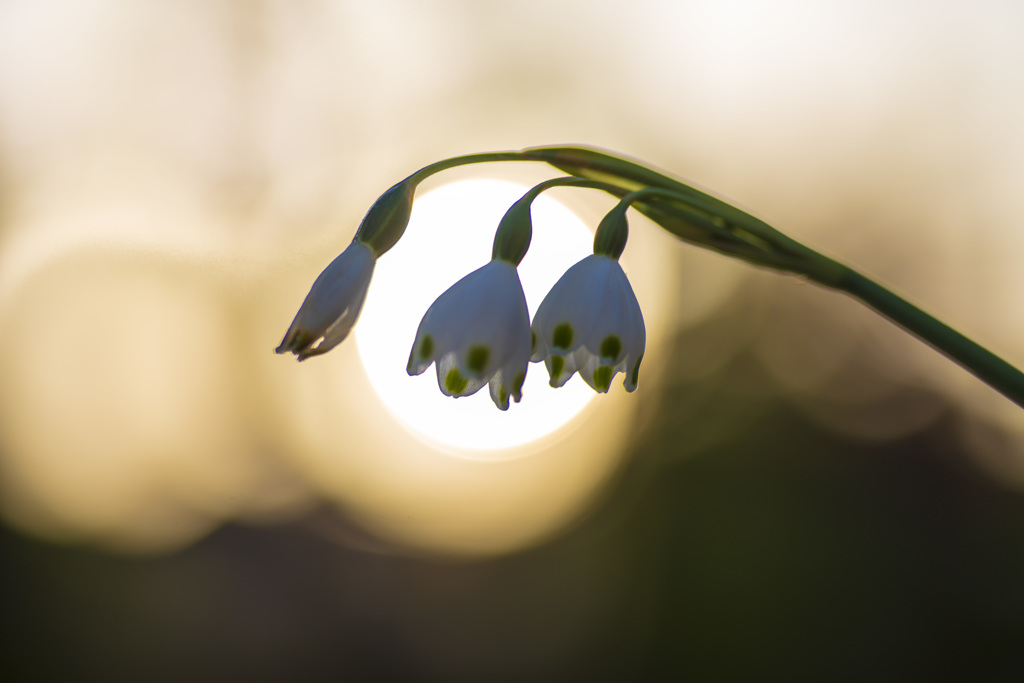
[4,292,1024,683]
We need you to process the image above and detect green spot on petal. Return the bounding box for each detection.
[593,366,613,392]
[445,368,468,395]
[513,372,526,396]
[552,323,573,350]
[629,354,643,387]
[550,355,565,381]
[531,330,537,353]
[600,335,622,360]
[419,334,434,360]
[466,345,490,374]
[499,387,508,405]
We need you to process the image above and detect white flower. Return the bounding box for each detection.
[276,240,376,360]
[531,254,645,393]
[407,259,531,410]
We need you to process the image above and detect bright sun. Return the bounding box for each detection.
[355,179,597,456]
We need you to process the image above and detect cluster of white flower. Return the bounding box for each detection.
[405,250,645,411]
[278,175,646,411]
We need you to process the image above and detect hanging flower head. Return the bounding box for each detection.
[407,260,532,410]
[531,202,646,393]
[276,239,376,360]
[276,180,414,360]
[406,190,536,410]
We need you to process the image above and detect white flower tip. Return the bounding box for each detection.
[275,328,315,356]
[545,354,575,388]
[277,241,375,362]
[407,331,439,375]
[488,368,527,411]
[624,354,643,392]
[529,330,543,362]
[439,365,487,398]
[591,365,615,393]
[276,328,337,361]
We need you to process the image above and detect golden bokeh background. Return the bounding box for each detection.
[3,1,1024,680]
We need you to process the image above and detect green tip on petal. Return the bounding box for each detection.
[466,345,491,375]
[552,323,573,350]
[418,335,434,360]
[445,368,469,395]
[600,335,622,361]
[513,371,526,397]
[629,354,643,388]
[531,330,537,354]
[276,329,316,356]
[550,355,565,384]
[593,366,613,392]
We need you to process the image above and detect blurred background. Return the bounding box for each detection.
[3,1,1024,680]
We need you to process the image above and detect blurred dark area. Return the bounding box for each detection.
[4,292,1024,683]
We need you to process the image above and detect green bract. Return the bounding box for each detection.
[354,180,415,257]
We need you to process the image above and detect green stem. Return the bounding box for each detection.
[836,268,1024,407]
[407,149,628,187]
[409,151,531,184]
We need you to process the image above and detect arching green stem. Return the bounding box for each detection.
[408,151,540,185]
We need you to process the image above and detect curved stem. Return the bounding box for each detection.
[409,151,528,183]
[408,150,565,186]
[520,175,627,198]
[836,268,1024,407]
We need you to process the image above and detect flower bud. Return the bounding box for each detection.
[276,241,376,360]
[354,180,415,257]
[491,195,534,266]
[593,203,629,259]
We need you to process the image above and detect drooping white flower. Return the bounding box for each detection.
[276,240,376,360]
[407,259,531,410]
[531,254,645,393]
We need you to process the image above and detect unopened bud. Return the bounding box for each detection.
[594,203,629,259]
[354,180,415,256]
[491,195,534,266]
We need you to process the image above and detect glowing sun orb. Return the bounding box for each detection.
[355,179,598,456]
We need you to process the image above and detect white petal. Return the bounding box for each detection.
[277,241,376,359]
[545,351,578,388]
[452,264,529,379]
[408,260,532,408]
[532,255,646,394]
[574,347,608,393]
[435,352,488,397]
[579,263,641,360]
[488,343,530,410]
[531,255,611,357]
